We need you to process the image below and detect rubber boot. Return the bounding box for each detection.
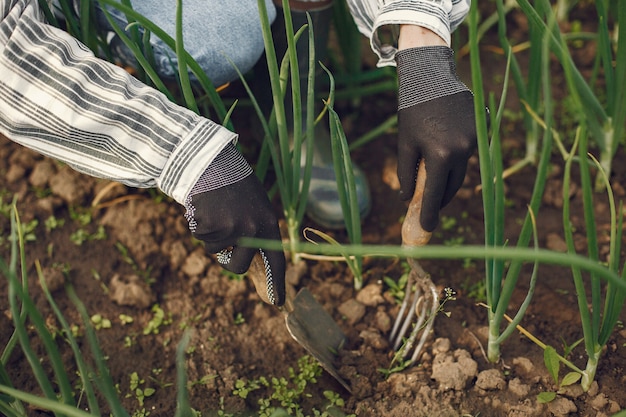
[258,0,371,229]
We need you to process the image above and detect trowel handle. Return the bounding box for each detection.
[249,251,295,312]
[401,159,433,247]
[248,251,274,305]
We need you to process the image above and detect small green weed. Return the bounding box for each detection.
[90,313,112,330]
[537,346,582,403]
[115,242,155,284]
[44,215,65,232]
[382,262,410,304]
[70,224,107,245]
[233,355,351,417]
[21,219,38,242]
[234,312,246,325]
[126,372,156,409]
[143,304,172,335]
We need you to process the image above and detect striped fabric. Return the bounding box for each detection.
[0,0,236,205]
[346,0,471,66]
[0,0,469,204]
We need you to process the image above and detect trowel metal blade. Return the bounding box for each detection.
[285,288,351,393]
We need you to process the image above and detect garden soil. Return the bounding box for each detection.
[2,6,626,417]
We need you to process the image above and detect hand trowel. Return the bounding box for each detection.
[248,252,351,392]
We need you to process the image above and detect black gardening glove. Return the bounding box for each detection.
[396,46,478,232]
[184,143,286,306]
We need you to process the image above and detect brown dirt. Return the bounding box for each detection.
[2,6,626,417]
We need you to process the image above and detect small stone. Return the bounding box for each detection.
[6,164,26,184]
[162,240,188,271]
[373,309,391,333]
[29,159,56,188]
[356,283,385,307]
[512,356,535,376]
[475,369,506,391]
[508,377,530,397]
[338,299,366,325]
[546,233,568,252]
[49,167,90,205]
[431,349,478,391]
[547,396,577,416]
[359,329,389,350]
[109,274,154,309]
[286,260,307,286]
[561,383,584,399]
[181,249,209,277]
[431,338,451,355]
[591,393,608,411]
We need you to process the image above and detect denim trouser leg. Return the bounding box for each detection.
[94,0,276,87]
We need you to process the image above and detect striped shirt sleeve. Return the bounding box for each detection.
[345,0,471,66]
[0,0,236,205]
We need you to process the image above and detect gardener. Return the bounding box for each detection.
[0,0,477,307]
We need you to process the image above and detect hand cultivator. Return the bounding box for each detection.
[389,160,440,367]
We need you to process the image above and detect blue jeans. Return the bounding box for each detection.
[95,0,277,87]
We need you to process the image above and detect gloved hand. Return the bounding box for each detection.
[184,143,286,306]
[396,46,478,232]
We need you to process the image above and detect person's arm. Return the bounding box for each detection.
[343,0,478,232]
[398,24,446,49]
[0,0,233,204]
[344,0,470,66]
[0,0,286,305]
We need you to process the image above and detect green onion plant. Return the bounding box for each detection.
[235,0,364,279]
[468,0,550,364]
[561,129,626,391]
[515,0,626,190]
[493,0,543,175]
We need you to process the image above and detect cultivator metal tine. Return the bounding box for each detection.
[389,272,420,350]
[389,258,439,367]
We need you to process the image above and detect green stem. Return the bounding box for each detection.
[581,348,601,392]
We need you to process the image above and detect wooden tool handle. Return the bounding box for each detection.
[248,251,273,305]
[248,251,294,311]
[401,159,433,247]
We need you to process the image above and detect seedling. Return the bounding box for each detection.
[234,312,245,325]
[232,355,349,417]
[70,224,106,246]
[383,263,409,304]
[143,304,172,335]
[44,215,65,233]
[90,314,112,330]
[21,219,38,242]
[537,346,582,404]
[126,372,155,407]
[115,242,155,285]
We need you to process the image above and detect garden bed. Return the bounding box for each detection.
[1,3,626,417]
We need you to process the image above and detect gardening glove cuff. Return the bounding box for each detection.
[396,46,470,110]
[183,144,286,306]
[187,143,253,198]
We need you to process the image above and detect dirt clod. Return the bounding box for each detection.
[108,274,155,309]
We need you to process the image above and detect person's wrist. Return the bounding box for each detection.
[398,25,446,50]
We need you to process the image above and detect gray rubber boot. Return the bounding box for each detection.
[265,0,371,229]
